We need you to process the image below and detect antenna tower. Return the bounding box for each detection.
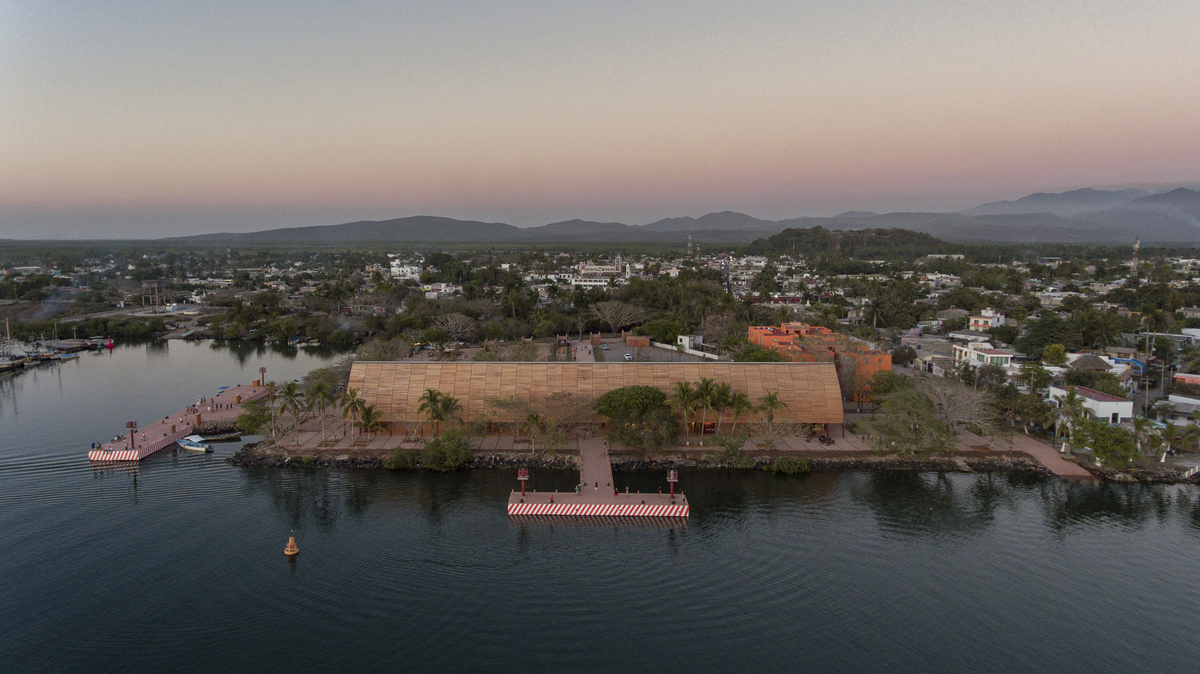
[1132,237,1140,275]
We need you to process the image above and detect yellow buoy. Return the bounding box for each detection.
[284,530,299,556]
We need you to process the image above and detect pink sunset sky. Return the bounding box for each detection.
[1,1,1198,238]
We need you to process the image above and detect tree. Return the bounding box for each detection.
[1053,386,1087,452]
[592,301,647,335]
[356,337,410,361]
[976,363,1008,391]
[594,385,678,450]
[732,345,782,362]
[1075,419,1138,467]
[891,345,917,367]
[757,391,787,423]
[305,381,335,443]
[728,391,754,435]
[696,377,718,435]
[1042,343,1068,367]
[430,312,476,343]
[1131,415,1162,459]
[711,382,733,433]
[418,388,461,435]
[420,429,473,471]
[278,381,305,427]
[868,370,913,397]
[339,387,365,439]
[668,381,700,440]
[356,403,384,439]
[862,387,956,455]
[1020,362,1052,393]
[863,377,1001,455]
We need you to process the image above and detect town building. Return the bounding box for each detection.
[1048,386,1133,425]
[349,361,845,429]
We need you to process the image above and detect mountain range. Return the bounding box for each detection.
[165,188,1200,245]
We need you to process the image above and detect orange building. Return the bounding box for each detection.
[748,323,891,399]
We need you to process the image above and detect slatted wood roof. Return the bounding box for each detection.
[349,362,844,425]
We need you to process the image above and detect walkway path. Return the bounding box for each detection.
[88,383,267,461]
[507,438,687,516]
[1007,434,1098,480]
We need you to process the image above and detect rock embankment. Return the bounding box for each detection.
[610,454,1052,474]
[227,442,580,470]
[196,419,240,435]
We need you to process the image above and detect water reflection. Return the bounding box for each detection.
[228,461,1200,543]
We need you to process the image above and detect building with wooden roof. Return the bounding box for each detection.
[348,361,844,426]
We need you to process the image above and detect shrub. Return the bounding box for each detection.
[766,456,812,475]
[383,448,420,470]
[420,430,473,471]
[301,455,317,466]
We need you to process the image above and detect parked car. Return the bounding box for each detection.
[601,344,609,350]
[624,353,634,361]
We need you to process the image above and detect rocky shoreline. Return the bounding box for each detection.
[225,440,1200,483]
[227,441,1135,480]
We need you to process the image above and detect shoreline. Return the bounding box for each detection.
[225,441,1199,483]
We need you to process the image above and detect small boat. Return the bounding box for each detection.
[177,435,213,453]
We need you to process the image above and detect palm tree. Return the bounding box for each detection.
[340,387,364,439]
[356,404,384,440]
[279,381,304,431]
[418,389,462,435]
[668,381,701,440]
[711,382,733,433]
[728,391,754,435]
[696,377,718,436]
[438,395,463,431]
[1054,386,1087,453]
[757,391,788,423]
[1092,311,1119,347]
[306,382,335,443]
[1131,415,1157,458]
[1160,421,1180,456]
[417,388,445,434]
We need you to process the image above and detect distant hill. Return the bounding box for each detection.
[158,187,1200,246]
[1079,188,1200,241]
[963,188,1148,217]
[170,216,528,243]
[640,211,779,232]
[746,226,955,259]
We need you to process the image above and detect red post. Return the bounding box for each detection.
[259,366,267,386]
[126,421,138,449]
[667,469,678,498]
[518,468,529,497]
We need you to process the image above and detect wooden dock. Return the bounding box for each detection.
[507,439,689,517]
[87,383,266,462]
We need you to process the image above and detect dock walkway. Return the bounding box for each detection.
[87,383,266,461]
[507,438,688,517]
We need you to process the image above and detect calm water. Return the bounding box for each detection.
[2,342,1200,673]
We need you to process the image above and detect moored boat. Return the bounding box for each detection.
[177,435,213,453]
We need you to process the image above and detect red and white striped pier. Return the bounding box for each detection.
[507,438,688,518]
[87,383,267,462]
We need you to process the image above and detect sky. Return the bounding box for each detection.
[2,0,1199,239]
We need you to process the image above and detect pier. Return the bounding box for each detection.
[87,383,266,461]
[507,438,689,517]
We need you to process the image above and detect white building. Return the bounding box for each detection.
[968,308,1005,331]
[952,342,1014,370]
[1049,386,1133,425]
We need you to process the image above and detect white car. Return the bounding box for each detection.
[624,353,634,361]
